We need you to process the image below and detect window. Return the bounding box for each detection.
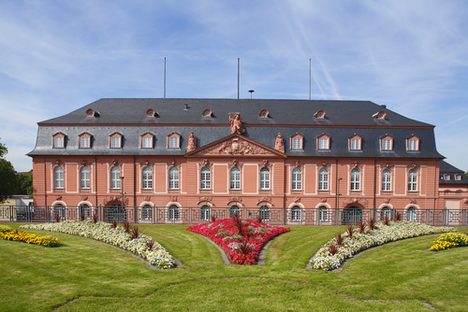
[291,206,301,222]
[142,166,153,190]
[372,111,387,120]
[200,166,211,190]
[260,167,270,190]
[141,134,153,149]
[259,205,270,222]
[53,134,65,148]
[406,207,417,222]
[292,168,302,191]
[318,135,330,150]
[350,168,360,191]
[319,206,328,222]
[168,134,180,149]
[79,203,91,220]
[408,169,418,192]
[200,205,211,221]
[349,136,361,151]
[230,167,241,190]
[202,109,214,118]
[318,168,329,191]
[168,167,179,190]
[54,166,64,189]
[314,110,327,119]
[80,166,90,189]
[382,169,392,192]
[380,206,393,220]
[141,204,152,222]
[258,109,270,118]
[291,135,303,150]
[110,134,122,149]
[79,134,91,149]
[407,136,420,151]
[381,136,393,151]
[53,204,66,219]
[455,175,462,181]
[443,174,451,181]
[110,166,121,189]
[168,205,180,221]
[230,205,240,217]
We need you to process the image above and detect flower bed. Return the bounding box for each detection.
[187,217,290,264]
[309,221,453,271]
[0,224,60,247]
[21,221,176,269]
[430,232,468,251]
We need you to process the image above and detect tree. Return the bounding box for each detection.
[0,139,7,158]
[0,139,18,201]
[16,171,33,196]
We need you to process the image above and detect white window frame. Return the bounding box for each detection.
[168,135,179,149]
[408,169,418,192]
[382,169,392,192]
[291,206,301,222]
[142,135,153,149]
[168,167,179,190]
[291,136,303,150]
[142,166,153,190]
[54,166,64,189]
[292,168,302,191]
[350,168,361,191]
[79,135,91,149]
[200,205,211,221]
[80,166,90,189]
[110,166,121,189]
[319,206,328,222]
[110,135,122,149]
[200,166,211,190]
[230,167,241,190]
[318,136,330,150]
[350,137,361,151]
[318,168,329,191]
[53,135,64,149]
[407,138,419,151]
[260,167,270,190]
[381,137,393,151]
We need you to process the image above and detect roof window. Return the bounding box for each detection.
[258,109,270,119]
[146,109,159,118]
[372,111,387,120]
[201,109,214,118]
[314,110,327,119]
[86,109,100,118]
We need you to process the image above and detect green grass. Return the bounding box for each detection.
[0,224,467,312]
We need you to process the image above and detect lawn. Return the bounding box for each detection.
[0,224,467,312]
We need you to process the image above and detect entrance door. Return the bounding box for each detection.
[343,207,362,225]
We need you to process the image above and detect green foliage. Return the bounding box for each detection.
[0,139,7,158]
[16,171,33,196]
[0,159,17,201]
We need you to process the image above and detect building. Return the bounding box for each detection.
[28,99,468,225]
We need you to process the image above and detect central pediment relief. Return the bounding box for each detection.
[187,134,285,158]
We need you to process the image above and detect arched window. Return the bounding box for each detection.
[230,205,240,217]
[380,206,392,220]
[200,166,211,190]
[291,134,303,150]
[349,135,362,151]
[380,136,393,151]
[382,168,392,192]
[109,133,123,149]
[167,133,180,149]
[80,166,90,189]
[408,169,418,192]
[317,134,330,150]
[291,206,301,222]
[259,205,270,222]
[260,167,270,190]
[53,203,66,219]
[79,203,91,220]
[141,133,154,149]
[54,166,64,189]
[79,133,92,149]
[200,205,211,221]
[141,204,152,222]
[350,168,360,191]
[319,206,329,222]
[406,207,417,222]
[53,133,65,149]
[110,166,121,189]
[230,167,241,190]
[292,167,302,191]
[142,166,153,190]
[168,205,180,221]
[407,136,420,151]
[318,168,329,191]
[168,167,179,190]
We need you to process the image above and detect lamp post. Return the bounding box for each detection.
[120,176,125,222]
[336,177,342,225]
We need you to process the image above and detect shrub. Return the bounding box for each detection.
[336,234,344,246]
[80,213,85,221]
[383,215,390,226]
[131,226,140,239]
[92,213,98,223]
[358,220,366,234]
[0,225,12,233]
[431,232,468,251]
[54,213,61,223]
[369,218,376,230]
[395,212,402,222]
[256,214,263,224]
[146,240,155,250]
[0,226,60,247]
[123,221,131,233]
[111,220,118,228]
[329,244,337,255]
[211,214,217,222]
[232,214,244,236]
[346,226,353,238]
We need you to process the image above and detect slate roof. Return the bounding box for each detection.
[439,160,468,185]
[39,98,433,127]
[29,98,444,159]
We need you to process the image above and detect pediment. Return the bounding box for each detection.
[186,134,285,158]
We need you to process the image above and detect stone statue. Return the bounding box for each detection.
[275,132,285,153]
[229,112,245,134]
[187,132,197,152]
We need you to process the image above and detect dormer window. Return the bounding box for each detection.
[201,109,214,118]
[52,133,66,149]
[314,110,327,119]
[443,174,450,181]
[141,133,154,149]
[406,135,420,152]
[373,111,387,120]
[455,175,462,181]
[86,109,100,118]
[380,135,393,151]
[109,133,123,149]
[168,132,180,149]
[146,109,159,118]
[317,134,330,150]
[258,109,270,119]
[290,134,304,150]
[349,134,362,151]
[79,133,92,149]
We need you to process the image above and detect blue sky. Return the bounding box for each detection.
[0,0,467,172]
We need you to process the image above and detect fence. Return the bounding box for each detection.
[0,205,467,226]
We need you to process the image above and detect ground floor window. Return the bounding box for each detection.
[406,207,417,222]
[53,204,66,219]
[259,205,270,222]
[141,204,152,222]
[200,205,211,221]
[318,206,329,222]
[343,207,362,225]
[291,206,301,222]
[79,204,91,220]
[168,205,180,222]
[230,205,240,217]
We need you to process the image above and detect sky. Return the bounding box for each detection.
[0,0,467,172]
